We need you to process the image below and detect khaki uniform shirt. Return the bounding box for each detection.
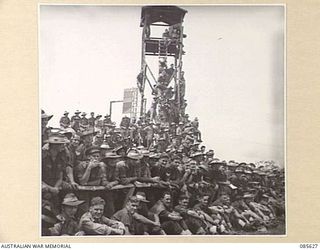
[79,212,119,235]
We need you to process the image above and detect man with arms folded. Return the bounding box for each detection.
[150,191,191,235]
[113,196,150,235]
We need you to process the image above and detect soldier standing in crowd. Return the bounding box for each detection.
[88,112,96,128]
[205,150,214,164]
[80,112,89,131]
[42,133,69,213]
[100,152,121,217]
[92,133,104,147]
[71,110,81,122]
[102,115,112,134]
[115,150,160,185]
[101,152,121,188]
[200,145,206,154]
[138,149,161,184]
[71,111,81,132]
[65,134,81,190]
[159,154,183,190]
[60,111,71,129]
[41,110,53,144]
[74,146,107,186]
[149,152,161,178]
[156,153,170,180]
[95,114,103,131]
[66,134,81,167]
[115,151,141,185]
[143,121,154,148]
[76,128,98,161]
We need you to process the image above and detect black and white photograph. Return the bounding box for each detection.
[40,5,285,236]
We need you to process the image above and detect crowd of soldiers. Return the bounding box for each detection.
[41,108,285,236]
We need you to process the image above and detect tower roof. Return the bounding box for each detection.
[140,6,187,27]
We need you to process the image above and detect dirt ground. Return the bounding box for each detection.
[238,220,286,235]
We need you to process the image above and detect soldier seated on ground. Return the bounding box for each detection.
[244,193,271,222]
[254,195,276,220]
[231,194,261,231]
[150,192,191,235]
[249,194,278,229]
[49,193,85,236]
[213,194,253,232]
[112,195,161,235]
[174,194,207,235]
[193,194,221,234]
[79,197,125,235]
[241,193,269,232]
[135,192,165,235]
[42,205,58,236]
[209,194,238,234]
[112,196,141,235]
[258,194,279,228]
[267,192,285,217]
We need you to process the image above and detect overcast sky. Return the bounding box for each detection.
[40,5,284,165]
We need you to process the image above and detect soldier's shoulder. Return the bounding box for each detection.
[80,212,92,221]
